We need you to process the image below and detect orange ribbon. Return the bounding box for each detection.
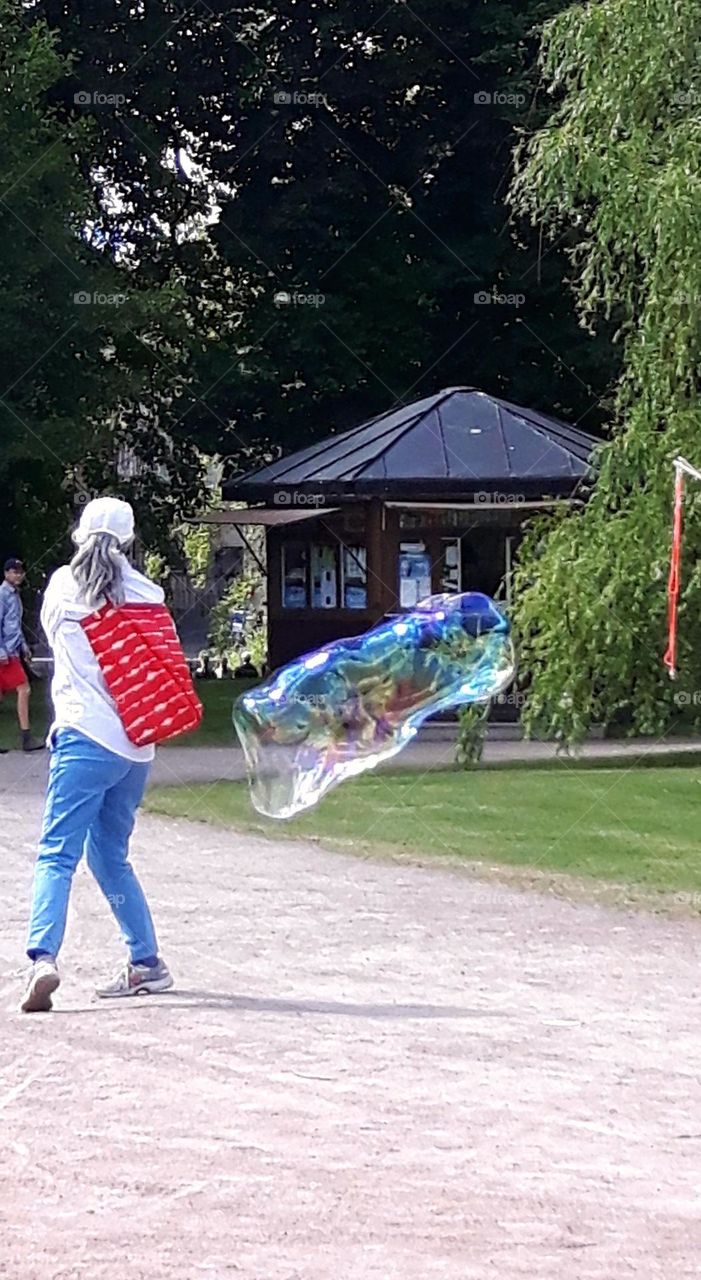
[663,467,684,679]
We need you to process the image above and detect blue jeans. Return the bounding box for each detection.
[27,728,159,963]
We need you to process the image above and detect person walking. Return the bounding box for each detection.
[0,558,44,752]
[21,498,177,1013]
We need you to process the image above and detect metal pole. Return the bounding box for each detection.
[232,524,266,577]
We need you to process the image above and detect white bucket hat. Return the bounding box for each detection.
[72,497,135,548]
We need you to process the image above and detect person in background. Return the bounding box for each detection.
[20,498,173,1013]
[0,558,44,752]
[194,650,214,679]
[233,651,259,679]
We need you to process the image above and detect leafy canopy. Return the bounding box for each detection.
[510,0,701,741]
[37,0,612,469]
[0,0,203,569]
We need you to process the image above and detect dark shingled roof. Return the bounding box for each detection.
[225,387,599,500]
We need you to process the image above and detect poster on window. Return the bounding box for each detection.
[441,539,460,593]
[311,544,338,609]
[398,543,431,608]
[283,543,308,608]
[343,545,367,609]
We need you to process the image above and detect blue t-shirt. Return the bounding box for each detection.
[0,579,24,658]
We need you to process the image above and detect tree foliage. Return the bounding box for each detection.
[208,571,266,670]
[177,0,616,458]
[0,0,204,571]
[510,0,701,741]
[5,0,622,587]
[0,3,108,567]
[36,0,614,475]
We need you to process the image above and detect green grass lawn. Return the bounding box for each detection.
[115,677,254,748]
[8,671,701,903]
[0,674,51,749]
[0,674,249,751]
[164,678,256,748]
[145,763,701,904]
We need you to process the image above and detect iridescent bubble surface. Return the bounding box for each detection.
[233,592,516,819]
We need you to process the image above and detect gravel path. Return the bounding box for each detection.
[1,753,701,1278]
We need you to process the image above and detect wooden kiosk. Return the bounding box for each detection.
[214,387,597,671]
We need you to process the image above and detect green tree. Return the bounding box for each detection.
[0,0,203,575]
[179,0,615,455]
[36,0,614,475]
[11,0,620,584]
[0,3,105,567]
[510,0,701,742]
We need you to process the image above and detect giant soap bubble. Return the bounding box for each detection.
[233,592,516,819]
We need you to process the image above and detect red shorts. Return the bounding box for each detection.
[0,656,27,693]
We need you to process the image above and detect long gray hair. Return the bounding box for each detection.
[70,532,127,608]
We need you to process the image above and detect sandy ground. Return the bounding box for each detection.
[2,747,701,1278]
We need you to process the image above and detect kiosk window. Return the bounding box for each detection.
[311,544,338,609]
[440,538,460,593]
[342,545,367,609]
[282,543,308,608]
[398,542,431,608]
[282,541,369,610]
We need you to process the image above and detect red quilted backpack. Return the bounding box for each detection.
[80,601,203,746]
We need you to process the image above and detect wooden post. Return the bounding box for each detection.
[266,527,282,670]
[366,498,388,615]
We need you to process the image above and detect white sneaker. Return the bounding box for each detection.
[95,959,174,999]
[20,958,60,1013]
